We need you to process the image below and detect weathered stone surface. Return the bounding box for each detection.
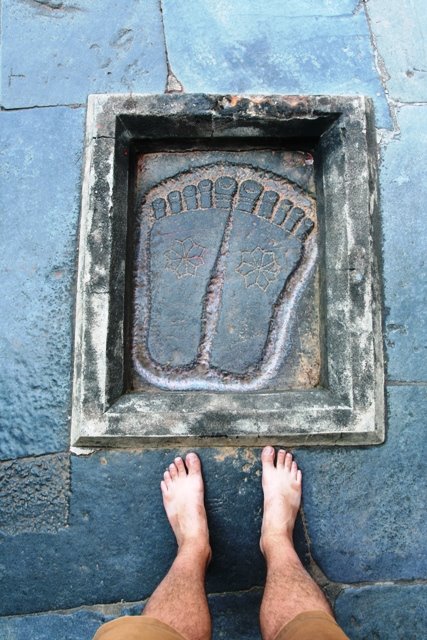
[366,0,427,102]
[72,93,383,447]
[0,592,264,640]
[2,584,427,640]
[209,589,263,639]
[382,105,427,381]
[161,0,392,128]
[0,602,142,640]
[1,0,167,108]
[295,386,427,583]
[0,609,116,640]
[0,448,309,615]
[0,107,84,460]
[335,584,427,640]
[132,160,318,388]
[0,454,69,534]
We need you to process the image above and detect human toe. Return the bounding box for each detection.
[186,452,201,475]
[277,449,286,467]
[175,456,186,477]
[164,470,172,488]
[160,480,168,495]
[261,446,275,467]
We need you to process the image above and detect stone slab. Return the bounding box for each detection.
[0,107,85,460]
[131,156,319,390]
[366,0,427,102]
[335,584,427,640]
[1,389,425,613]
[295,386,427,583]
[0,448,309,616]
[0,0,167,108]
[382,105,427,381]
[0,592,264,640]
[0,609,116,640]
[0,453,69,534]
[161,0,392,129]
[72,93,384,447]
[2,584,427,640]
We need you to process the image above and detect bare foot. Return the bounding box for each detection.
[161,453,211,561]
[260,446,302,555]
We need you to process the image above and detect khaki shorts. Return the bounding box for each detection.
[93,610,349,640]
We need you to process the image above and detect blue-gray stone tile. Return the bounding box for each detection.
[0,107,84,460]
[1,386,425,612]
[1,0,167,108]
[0,609,114,640]
[0,453,69,534]
[0,448,309,615]
[161,0,392,128]
[365,0,427,102]
[335,584,427,640]
[209,589,263,640]
[0,592,264,640]
[382,105,427,381]
[3,585,426,640]
[295,386,427,583]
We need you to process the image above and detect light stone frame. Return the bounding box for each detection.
[71,94,384,448]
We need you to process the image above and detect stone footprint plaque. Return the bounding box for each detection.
[72,94,384,446]
[130,160,318,392]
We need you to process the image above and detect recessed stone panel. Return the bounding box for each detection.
[131,157,319,392]
[71,94,384,447]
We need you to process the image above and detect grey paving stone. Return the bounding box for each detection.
[4,390,425,613]
[210,589,263,640]
[1,0,167,108]
[0,107,84,460]
[0,453,69,534]
[161,0,392,128]
[335,584,427,640]
[0,609,114,640]
[0,592,264,640]
[382,105,427,381]
[295,386,427,583]
[366,0,427,102]
[2,585,426,640]
[0,448,309,616]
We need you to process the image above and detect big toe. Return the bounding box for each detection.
[261,446,275,468]
[186,452,201,475]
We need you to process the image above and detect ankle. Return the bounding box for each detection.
[260,532,295,560]
[177,540,212,565]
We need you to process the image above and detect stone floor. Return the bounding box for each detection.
[1,1,426,638]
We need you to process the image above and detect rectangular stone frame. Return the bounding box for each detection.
[71,94,384,448]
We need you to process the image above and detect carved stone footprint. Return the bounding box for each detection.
[131,162,317,391]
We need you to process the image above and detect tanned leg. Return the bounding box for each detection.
[143,453,212,640]
[259,446,333,640]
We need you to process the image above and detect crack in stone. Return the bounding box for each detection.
[362,1,399,142]
[23,0,84,13]
[1,103,85,112]
[158,0,184,93]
